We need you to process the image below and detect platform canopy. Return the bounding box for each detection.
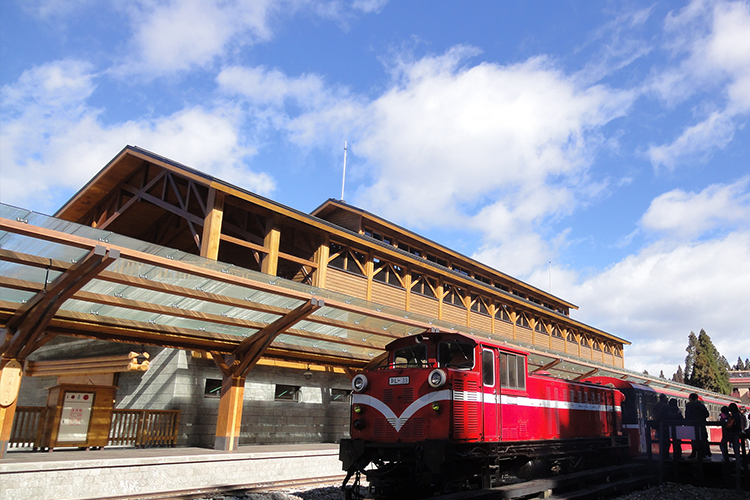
[0,202,716,397]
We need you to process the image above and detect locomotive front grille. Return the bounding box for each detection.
[452,378,480,438]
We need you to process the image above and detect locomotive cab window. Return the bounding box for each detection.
[482,350,495,386]
[499,352,526,391]
[438,341,474,369]
[394,343,428,368]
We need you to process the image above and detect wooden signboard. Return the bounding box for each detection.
[40,384,116,449]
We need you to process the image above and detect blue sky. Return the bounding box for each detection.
[2,0,749,376]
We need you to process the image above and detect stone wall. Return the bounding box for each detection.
[17,339,353,448]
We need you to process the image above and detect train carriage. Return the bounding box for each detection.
[340,330,628,497]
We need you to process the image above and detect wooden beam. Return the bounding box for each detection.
[532,358,562,374]
[2,246,119,360]
[233,297,324,376]
[200,188,224,260]
[574,368,599,381]
[261,218,281,276]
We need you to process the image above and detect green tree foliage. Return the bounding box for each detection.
[735,357,746,370]
[685,329,731,395]
[672,365,684,384]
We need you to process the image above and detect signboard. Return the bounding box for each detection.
[57,392,95,443]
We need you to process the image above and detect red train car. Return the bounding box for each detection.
[340,330,628,497]
[582,376,743,457]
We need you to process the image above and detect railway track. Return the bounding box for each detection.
[86,474,350,500]
[430,463,654,500]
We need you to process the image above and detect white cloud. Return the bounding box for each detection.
[558,230,750,375]
[0,60,273,214]
[113,0,278,77]
[217,66,328,108]
[648,0,750,169]
[640,177,750,239]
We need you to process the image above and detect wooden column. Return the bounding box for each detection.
[403,271,412,311]
[214,374,245,451]
[365,251,374,302]
[0,358,23,458]
[313,235,329,288]
[201,189,225,260]
[261,218,280,276]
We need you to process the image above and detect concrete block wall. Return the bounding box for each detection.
[16,339,353,449]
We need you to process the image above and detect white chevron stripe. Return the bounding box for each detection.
[353,390,452,432]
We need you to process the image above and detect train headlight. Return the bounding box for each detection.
[353,419,366,430]
[352,374,368,393]
[431,402,441,412]
[353,404,363,413]
[428,369,447,388]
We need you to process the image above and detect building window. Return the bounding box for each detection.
[552,326,564,339]
[443,283,466,308]
[593,340,602,351]
[330,389,351,403]
[516,313,530,329]
[603,344,612,354]
[470,294,489,315]
[567,332,577,343]
[534,319,547,334]
[411,273,436,298]
[328,242,366,276]
[373,259,404,288]
[364,228,393,246]
[204,379,222,398]
[495,306,511,323]
[425,254,448,268]
[399,243,422,257]
[274,384,300,401]
[452,265,470,277]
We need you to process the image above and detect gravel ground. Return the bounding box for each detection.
[203,482,749,500]
[609,482,749,500]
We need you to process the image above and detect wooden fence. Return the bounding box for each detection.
[9,407,180,450]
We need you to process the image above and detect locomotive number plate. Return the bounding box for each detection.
[389,376,410,385]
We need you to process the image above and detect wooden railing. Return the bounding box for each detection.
[109,409,180,447]
[9,407,47,449]
[8,407,180,449]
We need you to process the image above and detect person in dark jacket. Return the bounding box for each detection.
[685,393,710,459]
[720,403,742,461]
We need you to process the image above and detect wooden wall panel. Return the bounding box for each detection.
[533,333,550,349]
[614,356,624,368]
[410,294,439,318]
[442,304,466,326]
[516,327,533,344]
[370,282,406,310]
[326,268,367,298]
[580,346,592,360]
[494,320,514,339]
[551,337,565,352]
[470,312,492,333]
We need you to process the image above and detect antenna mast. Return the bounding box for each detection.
[340,141,347,201]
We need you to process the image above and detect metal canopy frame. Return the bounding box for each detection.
[0,203,712,397]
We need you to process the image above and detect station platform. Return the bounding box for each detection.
[0,444,344,500]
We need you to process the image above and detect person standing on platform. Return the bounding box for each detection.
[685,393,710,459]
[652,394,669,458]
[720,403,742,462]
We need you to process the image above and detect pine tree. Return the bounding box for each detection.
[686,329,731,395]
[684,331,699,381]
[672,365,684,384]
[746,358,750,370]
[735,357,745,370]
[659,370,665,378]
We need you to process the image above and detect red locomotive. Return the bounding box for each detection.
[340,330,629,497]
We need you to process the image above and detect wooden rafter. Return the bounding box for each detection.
[1,245,119,360]
[532,358,562,374]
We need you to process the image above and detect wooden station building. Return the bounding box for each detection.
[1,145,632,454]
